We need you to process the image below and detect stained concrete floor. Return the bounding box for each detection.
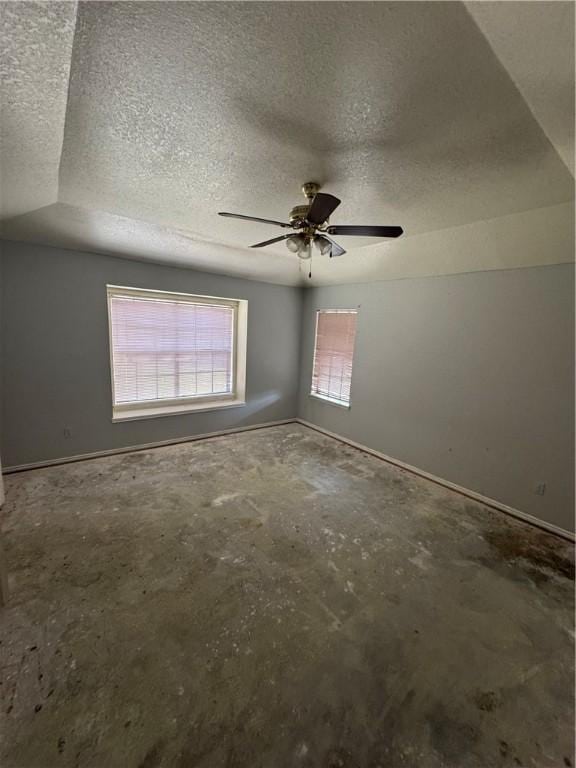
[0,424,574,768]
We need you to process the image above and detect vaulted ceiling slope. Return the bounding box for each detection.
[466,0,574,174]
[0,1,77,219]
[1,1,574,286]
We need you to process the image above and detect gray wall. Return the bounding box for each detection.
[2,241,574,533]
[0,241,303,467]
[298,265,575,533]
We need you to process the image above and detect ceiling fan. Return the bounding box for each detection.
[218,182,403,260]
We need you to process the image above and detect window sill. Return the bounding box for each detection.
[112,398,246,422]
[309,393,351,409]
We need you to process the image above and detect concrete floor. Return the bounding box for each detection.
[0,423,573,768]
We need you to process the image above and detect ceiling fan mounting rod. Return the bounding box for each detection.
[302,181,321,200]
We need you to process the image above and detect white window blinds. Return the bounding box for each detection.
[108,287,237,408]
[311,310,358,405]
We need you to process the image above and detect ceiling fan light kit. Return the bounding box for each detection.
[218,182,404,273]
[314,235,333,256]
[286,233,310,257]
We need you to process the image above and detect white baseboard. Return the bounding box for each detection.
[2,419,298,474]
[3,417,572,542]
[296,419,575,543]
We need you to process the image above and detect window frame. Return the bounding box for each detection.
[310,308,358,409]
[106,285,248,422]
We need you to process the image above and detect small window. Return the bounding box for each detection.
[311,309,358,407]
[107,285,247,421]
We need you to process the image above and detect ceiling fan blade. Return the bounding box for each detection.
[324,236,346,258]
[219,212,291,228]
[250,234,293,248]
[306,193,341,226]
[326,225,403,238]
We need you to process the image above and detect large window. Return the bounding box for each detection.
[107,285,247,421]
[311,309,358,407]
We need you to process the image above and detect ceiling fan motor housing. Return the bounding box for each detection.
[289,205,312,226]
[290,184,327,228]
[288,181,326,228]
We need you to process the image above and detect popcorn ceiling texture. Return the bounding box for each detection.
[0,1,77,219]
[0,1,574,285]
[466,0,575,173]
[1,203,300,285]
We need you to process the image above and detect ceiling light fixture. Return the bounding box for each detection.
[314,235,332,256]
[299,240,312,260]
[286,233,311,259]
[286,233,305,253]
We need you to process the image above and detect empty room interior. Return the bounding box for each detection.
[0,2,575,767]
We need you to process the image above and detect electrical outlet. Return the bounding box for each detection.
[63,428,72,439]
[535,483,547,496]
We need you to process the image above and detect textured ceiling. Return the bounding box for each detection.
[0,1,77,219]
[2,202,299,285]
[466,0,575,173]
[1,1,574,286]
